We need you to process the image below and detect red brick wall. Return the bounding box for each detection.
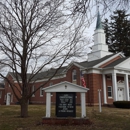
[5,74,27,104]
[0,89,5,105]
[30,65,83,104]
[86,73,103,105]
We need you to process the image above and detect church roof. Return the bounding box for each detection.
[103,57,129,68]
[7,53,129,81]
[32,66,66,80]
[8,66,67,81]
[77,54,115,68]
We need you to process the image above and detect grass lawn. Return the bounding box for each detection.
[0,105,130,130]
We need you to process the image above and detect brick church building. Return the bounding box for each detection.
[0,11,130,106]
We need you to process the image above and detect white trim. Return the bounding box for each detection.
[115,57,130,68]
[108,97,113,99]
[43,81,89,92]
[112,72,118,101]
[129,88,130,97]
[46,92,51,117]
[81,93,86,117]
[103,74,107,104]
[40,87,43,97]
[124,74,129,101]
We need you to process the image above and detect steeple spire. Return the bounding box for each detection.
[87,7,113,62]
[96,11,103,30]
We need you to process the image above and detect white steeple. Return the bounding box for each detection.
[88,11,113,62]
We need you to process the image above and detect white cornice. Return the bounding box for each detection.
[115,57,130,67]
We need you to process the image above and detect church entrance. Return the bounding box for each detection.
[117,88,124,101]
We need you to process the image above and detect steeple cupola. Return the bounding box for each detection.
[88,11,113,61]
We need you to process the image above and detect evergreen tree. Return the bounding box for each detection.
[103,10,130,57]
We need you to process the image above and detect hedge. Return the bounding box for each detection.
[113,101,130,109]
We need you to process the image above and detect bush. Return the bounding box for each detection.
[113,101,130,109]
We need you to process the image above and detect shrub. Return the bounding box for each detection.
[113,101,130,109]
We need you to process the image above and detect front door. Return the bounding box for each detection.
[118,88,124,101]
[6,93,11,105]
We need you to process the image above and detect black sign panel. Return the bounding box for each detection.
[56,92,76,117]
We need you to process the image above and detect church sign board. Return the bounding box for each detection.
[56,92,76,117]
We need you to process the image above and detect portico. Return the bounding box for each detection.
[102,68,130,104]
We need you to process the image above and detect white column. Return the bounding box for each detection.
[112,72,118,101]
[80,92,86,118]
[46,92,51,117]
[103,74,107,104]
[124,74,129,101]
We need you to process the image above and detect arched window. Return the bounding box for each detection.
[72,69,77,83]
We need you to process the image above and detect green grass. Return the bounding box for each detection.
[0,105,130,130]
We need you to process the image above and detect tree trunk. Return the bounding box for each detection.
[20,99,28,118]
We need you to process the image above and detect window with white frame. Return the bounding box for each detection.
[40,87,43,97]
[0,91,2,98]
[108,86,112,97]
[129,88,130,97]
[32,85,35,97]
[72,69,77,84]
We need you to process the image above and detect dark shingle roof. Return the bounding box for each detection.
[77,54,115,68]
[33,66,67,80]
[8,66,67,81]
[8,53,129,81]
[103,57,128,68]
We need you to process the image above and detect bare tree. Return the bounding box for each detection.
[73,0,130,17]
[0,0,129,118]
[0,0,91,117]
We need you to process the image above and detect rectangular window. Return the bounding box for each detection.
[0,91,2,98]
[72,70,77,81]
[40,87,43,97]
[129,88,130,97]
[108,86,112,98]
[32,85,35,97]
